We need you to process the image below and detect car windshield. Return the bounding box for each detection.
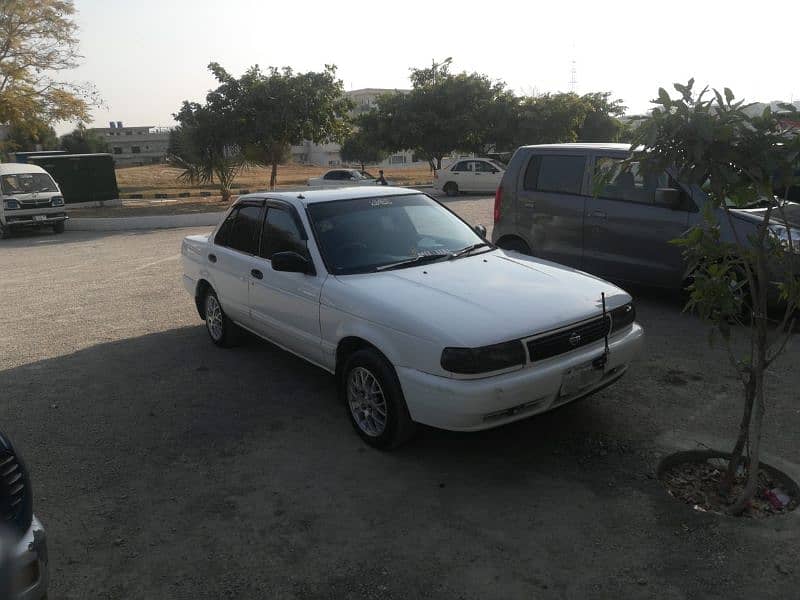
[0,173,58,195]
[307,193,487,274]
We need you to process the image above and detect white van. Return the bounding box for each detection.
[0,163,67,238]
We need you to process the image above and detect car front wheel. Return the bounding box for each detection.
[443,182,459,197]
[341,349,416,449]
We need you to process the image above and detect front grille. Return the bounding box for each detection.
[20,199,52,208]
[0,450,31,535]
[527,315,611,361]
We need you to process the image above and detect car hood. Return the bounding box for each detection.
[323,249,631,347]
[730,201,800,227]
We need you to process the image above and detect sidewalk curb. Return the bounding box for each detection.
[67,212,224,231]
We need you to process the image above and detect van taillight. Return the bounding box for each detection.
[493,186,503,223]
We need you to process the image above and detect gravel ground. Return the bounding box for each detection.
[1,196,798,599]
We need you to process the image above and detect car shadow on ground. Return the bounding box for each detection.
[1,325,796,599]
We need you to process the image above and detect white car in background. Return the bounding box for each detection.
[181,187,643,449]
[434,158,505,196]
[307,169,384,187]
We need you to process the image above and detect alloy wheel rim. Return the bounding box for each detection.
[205,295,223,341]
[347,367,388,437]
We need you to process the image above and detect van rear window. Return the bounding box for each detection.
[523,155,586,195]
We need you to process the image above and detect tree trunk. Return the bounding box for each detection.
[220,187,231,203]
[436,156,442,170]
[360,161,365,173]
[720,376,755,496]
[269,162,278,190]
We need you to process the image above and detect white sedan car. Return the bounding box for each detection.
[181,187,643,449]
[434,158,505,196]
[307,169,383,187]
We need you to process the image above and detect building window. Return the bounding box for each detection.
[113,147,123,154]
[390,154,406,164]
[131,146,141,154]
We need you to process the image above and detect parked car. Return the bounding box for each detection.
[492,143,800,290]
[0,163,68,238]
[0,431,48,599]
[434,158,505,196]
[182,187,643,449]
[307,169,383,187]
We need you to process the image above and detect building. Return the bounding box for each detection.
[290,88,423,168]
[88,121,171,167]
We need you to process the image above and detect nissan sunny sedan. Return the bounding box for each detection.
[182,187,644,449]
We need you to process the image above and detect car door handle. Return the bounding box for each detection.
[250,269,263,280]
[590,210,607,219]
[208,253,217,263]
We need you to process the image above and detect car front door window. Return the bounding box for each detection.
[260,207,309,260]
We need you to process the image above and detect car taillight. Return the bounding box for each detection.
[493,186,503,223]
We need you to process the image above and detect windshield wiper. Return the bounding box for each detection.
[449,242,492,259]
[375,253,451,272]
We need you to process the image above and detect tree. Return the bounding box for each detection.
[514,92,625,147]
[59,123,108,154]
[365,61,518,171]
[628,80,800,514]
[206,62,352,189]
[168,100,247,203]
[2,118,58,156]
[0,1,97,145]
[339,112,387,172]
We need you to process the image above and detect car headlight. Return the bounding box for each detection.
[441,340,526,374]
[769,225,800,252]
[50,196,64,207]
[610,302,636,334]
[3,199,20,210]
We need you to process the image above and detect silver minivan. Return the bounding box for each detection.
[0,163,67,238]
[491,143,800,289]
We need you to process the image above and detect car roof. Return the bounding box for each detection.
[0,162,51,175]
[519,142,632,152]
[238,186,422,207]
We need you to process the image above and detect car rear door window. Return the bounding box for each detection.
[260,207,309,260]
[595,157,673,205]
[524,155,586,195]
[452,161,472,172]
[219,204,262,254]
[473,161,496,173]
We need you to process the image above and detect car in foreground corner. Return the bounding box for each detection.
[181,187,643,448]
[0,431,48,599]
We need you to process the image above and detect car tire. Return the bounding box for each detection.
[0,224,8,239]
[203,289,240,347]
[443,182,459,197]
[340,348,417,450]
[53,221,65,234]
[497,237,531,255]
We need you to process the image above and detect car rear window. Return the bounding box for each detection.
[524,155,586,195]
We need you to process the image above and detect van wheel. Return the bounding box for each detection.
[53,221,65,234]
[497,237,531,255]
[341,349,417,450]
[443,182,459,197]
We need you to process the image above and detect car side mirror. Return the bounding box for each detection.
[474,224,487,238]
[654,188,682,210]
[272,251,313,275]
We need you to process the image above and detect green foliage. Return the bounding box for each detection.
[2,119,59,156]
[59,123,108,154]
[0,0,98,143]
[205,62,352,189]
[340,115,387,171]
[629,79,800,513]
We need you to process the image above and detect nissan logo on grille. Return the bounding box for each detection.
[568,332,582,346]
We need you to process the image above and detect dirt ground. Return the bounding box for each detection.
[1,203,798,599]
[115,163,434,196]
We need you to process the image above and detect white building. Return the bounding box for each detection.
[290,88,424,168]
[88,121,171,167]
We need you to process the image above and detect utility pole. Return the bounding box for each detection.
[569,45,577,93]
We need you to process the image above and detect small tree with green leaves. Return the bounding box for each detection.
[629,80,800,514]
[340,113,387,172]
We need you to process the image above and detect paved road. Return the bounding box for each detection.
[1,201,798,599]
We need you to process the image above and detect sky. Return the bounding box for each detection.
[61,0,800,134]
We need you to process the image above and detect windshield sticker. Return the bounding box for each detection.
[370,199,393,208]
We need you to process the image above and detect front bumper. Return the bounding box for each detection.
[397,323,644,431]
[5,212,67,228]
[10,516,48,600]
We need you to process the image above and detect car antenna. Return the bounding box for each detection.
[297,193,305,200]
[601,292,610,358]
